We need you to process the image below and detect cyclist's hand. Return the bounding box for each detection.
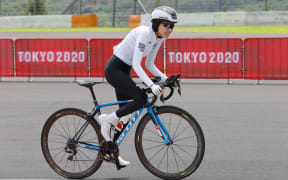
[173,81,178,88]
[174,79,182,88]
[150,84,162,95]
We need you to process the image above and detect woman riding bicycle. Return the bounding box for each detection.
[100,6,178,166]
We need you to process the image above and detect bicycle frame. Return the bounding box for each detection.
[71,99,173,151]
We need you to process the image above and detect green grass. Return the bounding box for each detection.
[0,26,288,33]
[0,27,132,32]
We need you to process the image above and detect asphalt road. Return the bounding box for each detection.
[0,81,288,180]
[1,30,288,179]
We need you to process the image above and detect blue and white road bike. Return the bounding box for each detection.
[41,74,205,179]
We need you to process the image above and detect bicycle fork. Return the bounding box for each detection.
[147,106,173,145]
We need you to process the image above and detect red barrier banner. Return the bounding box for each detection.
[165,38,243,79]
[244,38,288,80]
[0,39,14,77]
[89,39,122,77]
[89,38,166,78]
[15,39,88,77]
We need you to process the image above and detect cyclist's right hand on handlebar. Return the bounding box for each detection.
[150,84,162,95]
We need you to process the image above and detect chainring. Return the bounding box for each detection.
[100,141,119,162]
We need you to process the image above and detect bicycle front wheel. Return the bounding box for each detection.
[135,106,205,180]
[41,108,103,179]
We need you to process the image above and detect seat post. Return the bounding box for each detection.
[88,86,97,103]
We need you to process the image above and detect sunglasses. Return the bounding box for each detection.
[161,23,175,29]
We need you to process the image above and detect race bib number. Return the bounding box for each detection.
[138,43,145,52]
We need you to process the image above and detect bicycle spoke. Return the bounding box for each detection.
[147,144,166,161]
[81,128,95,140]
[174,126,193,140]
[172,146,189,167]
[143,138,163,144]
[172,117,182,139]
[168,115,172,135]
[173,135,195,143]
[42,108,106,179]
[48,140,66,144]
[173,144,195,158]
[74,116,82,137]
[76,151,89,169]
[144,126,161,138]
[65,116,71,138]
[76,156,82,172]
[73,158,76,172]
[58,119,70,138]
[84,137,99,144]
[64,157,69,170]
[171,146,180,172]
[135,106,205,179]
[58,151,66,166]
[144,143,165,152]
[160,115,169,133]
[49,146,65,151]
[51,126,68,139]
[73,116,77,136]
[173,143,196,148]
[78,148,96,162]
[49,141,66,150]
[51,147,65,158]
[50,132,68,140]
[166,146,169,173]
[157,146,169,169]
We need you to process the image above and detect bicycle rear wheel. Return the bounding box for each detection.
[135,106,205,180]
[41,108,103,179]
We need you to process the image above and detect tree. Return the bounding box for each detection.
[26,0,47,15]
[154,0,160,8]
[221,4,228,12]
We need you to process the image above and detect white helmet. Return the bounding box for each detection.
[151,6,178,23]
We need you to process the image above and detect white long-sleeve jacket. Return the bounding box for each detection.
[113,26,167,87]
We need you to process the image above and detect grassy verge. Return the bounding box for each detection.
[0,27,132,32]
[0,26,287,33]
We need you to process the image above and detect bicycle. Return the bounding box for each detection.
[41,74,205,180]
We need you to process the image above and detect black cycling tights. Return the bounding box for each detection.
[105,55,147,118]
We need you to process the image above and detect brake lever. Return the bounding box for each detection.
[169,75,176,84]
[176,79,181,96]
[175,74,181,79]
[177,86,181,96]
[159,74,182,103]
[151,76,161,83]
[160,94,165,103]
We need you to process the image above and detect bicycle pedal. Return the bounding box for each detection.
[115,159,126,170]
[116,165,126,170]
[67,155,73,161]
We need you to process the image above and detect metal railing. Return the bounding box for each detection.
[0,0,287,27]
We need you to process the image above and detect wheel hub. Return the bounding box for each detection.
[65,139,77,160]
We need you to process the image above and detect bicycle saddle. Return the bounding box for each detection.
[76,80,102,88]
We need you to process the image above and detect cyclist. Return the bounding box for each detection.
[100,6,178,166]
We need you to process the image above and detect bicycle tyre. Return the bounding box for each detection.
[135,106,205,180]
[41,108,103,179]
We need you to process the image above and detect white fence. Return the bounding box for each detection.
[141,11,288,27]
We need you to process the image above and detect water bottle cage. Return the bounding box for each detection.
[112,121,129,142]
